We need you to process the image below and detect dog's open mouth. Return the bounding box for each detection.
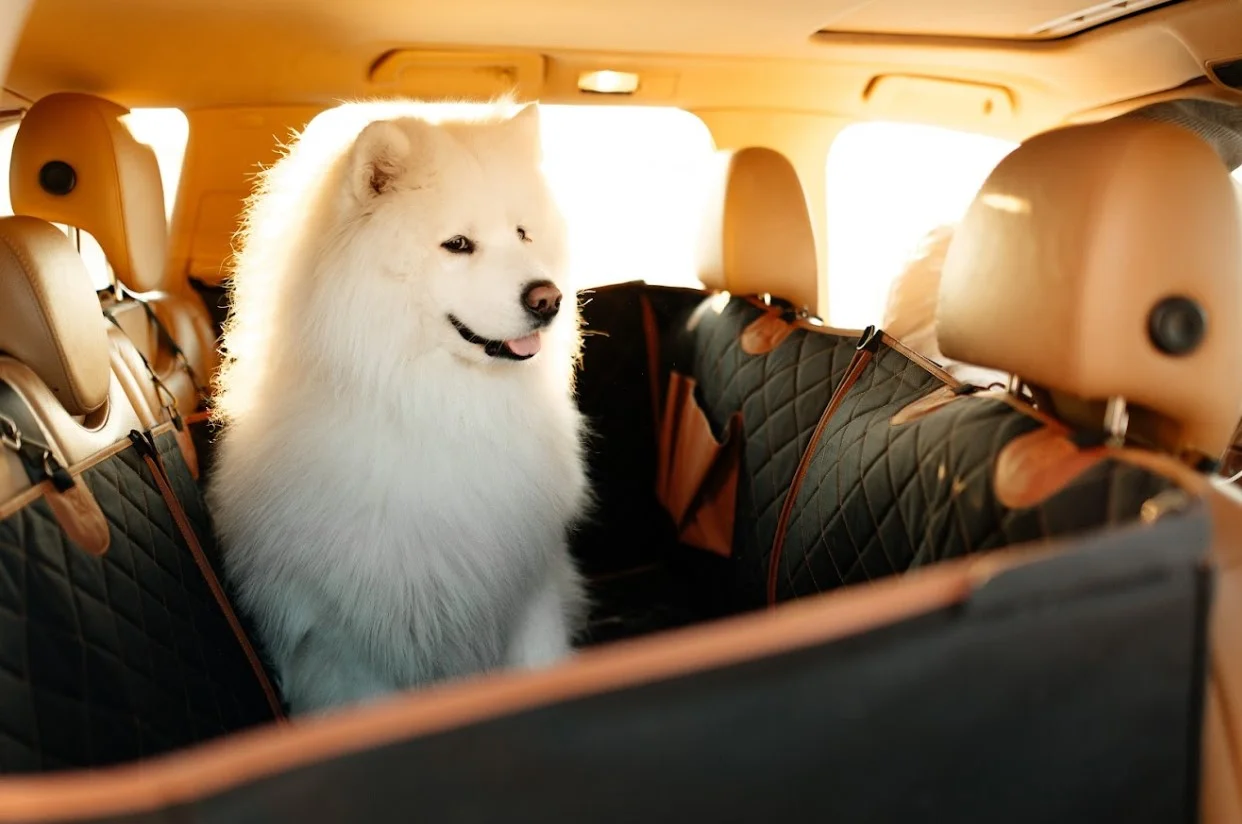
[448,315,541,360]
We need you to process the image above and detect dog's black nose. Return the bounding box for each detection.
[522,281,562,321]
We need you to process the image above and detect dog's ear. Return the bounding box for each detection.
[503,104,543,164]
[349,120,413,201]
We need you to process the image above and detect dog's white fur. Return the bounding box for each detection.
[208,101,589,716]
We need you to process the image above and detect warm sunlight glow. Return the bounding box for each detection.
[825,122,1017,328]
[980,192,1030,215]
[578,71,641,95]
[539,105,713,288]
[118,108,189,222]
[0,122,15,216]
[305,102,715,289]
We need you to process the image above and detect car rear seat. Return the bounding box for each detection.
[580,118,1240,623]
[0,215,282,772]
[572,146,843,635]
[9,92,220,476]
[0,120,1230,820]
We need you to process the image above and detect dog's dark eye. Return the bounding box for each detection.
[441,235,476,255]
[517,226,531,243]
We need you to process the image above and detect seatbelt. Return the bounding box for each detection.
[101,308,187,432]
[0,380,75,491]
[137,297,210,402]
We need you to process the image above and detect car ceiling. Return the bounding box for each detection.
[3,0,1242,137]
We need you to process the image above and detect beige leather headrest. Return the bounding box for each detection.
[696,147,818,311]
[939,117,1242,458]
[0,216,110,416]
[10,92,168,293]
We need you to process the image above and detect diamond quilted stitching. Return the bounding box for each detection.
[0,441,277,773]
[667,297,859,600]
[776,351,1180,602]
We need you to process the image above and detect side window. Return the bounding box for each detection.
[0,120,16,216]
[824,122,1017,329]
[537,106,714,289]
[0,108,188,291]
[120,108,189,223]
[308,103,716,290]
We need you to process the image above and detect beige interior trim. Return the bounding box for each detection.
[9,92,169,293]
[0,216,111,416]
[7,0,1242,142]
[938,117,1242,458]
[0,0,32,90]
[696,146,820,311]
[1065,78,1242,125]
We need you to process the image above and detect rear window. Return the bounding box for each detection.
[824,121,1017,328]
[307,103,716,290]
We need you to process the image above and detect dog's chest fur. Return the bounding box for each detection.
[214,360,586,689]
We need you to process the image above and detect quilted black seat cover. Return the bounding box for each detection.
[665,296,860,606]
[0,437,278,773]
[775,344,1182,602]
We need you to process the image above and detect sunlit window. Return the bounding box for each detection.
[0,121,15,216]
[120,108,189,223]
[307,102,716,289]
[825,122,1017,328]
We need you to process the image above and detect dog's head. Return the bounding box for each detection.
[334,105,573,368]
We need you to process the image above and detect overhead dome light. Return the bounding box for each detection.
[578,70,640,95]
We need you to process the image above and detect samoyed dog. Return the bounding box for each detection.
[208,101,589,716]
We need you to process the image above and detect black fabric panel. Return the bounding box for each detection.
[189,277,230,341]
[776,344,1180,601]
[187,418,220,488]
[572,284,724,642]
[86,508,1209,824]
[153,430,282,697]
[0,443,278,773]
[665,297,862,607]
[572,283,702,576]
[153,430,223,579]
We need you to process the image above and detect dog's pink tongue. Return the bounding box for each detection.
[505,333,542,357]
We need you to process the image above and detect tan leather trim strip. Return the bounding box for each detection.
[639,293,662,437]
[655,372,743,556]
[43,481,109,557]
[184,409,212,427]
[2,423,188,535]
[740,309,795,355]
[65,437,135,476]
[173,422,199,480]
[0,476,104,536]
[736,295,862,338]
[993,427,1109,510]
[879,331,961,389]
[0,544,1055,822]
[765,337,877,606]
[0,484,46,520]
[890,385,960,427]
[138,446,285,722]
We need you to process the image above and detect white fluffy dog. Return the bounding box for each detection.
[208,102,589,716]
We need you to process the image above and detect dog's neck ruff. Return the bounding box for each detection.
[447,315,542,360]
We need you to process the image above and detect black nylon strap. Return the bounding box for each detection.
[101,308,186,430]
[138,298,209,399]
[0,380,75,491]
